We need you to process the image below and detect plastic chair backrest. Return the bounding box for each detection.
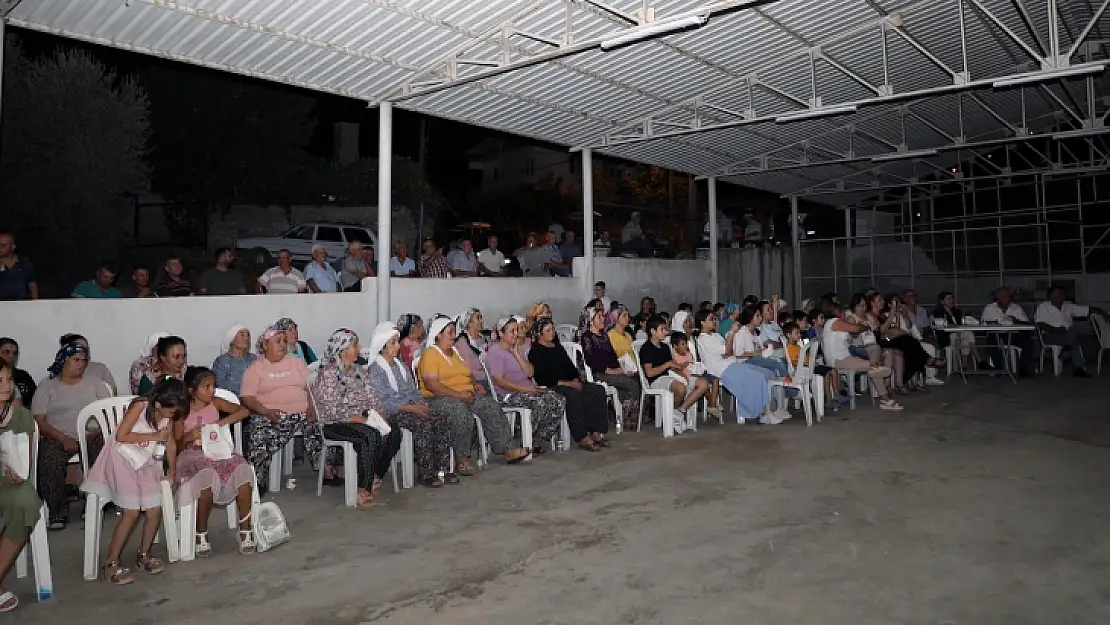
[213,389,243,454]
[214,389,239,405]
[556,324,578,343]
[630,340,652,389]
[562,342,595,383]
[77,396,138,476]
[1092,315,1110,348]
[477,355,501,401]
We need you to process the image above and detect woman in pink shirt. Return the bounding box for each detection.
[238,326,323,492]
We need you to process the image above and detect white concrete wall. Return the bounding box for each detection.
[1,258,712,390]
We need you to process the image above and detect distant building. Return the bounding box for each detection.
[467,138,578,194]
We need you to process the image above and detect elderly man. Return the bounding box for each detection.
[446,238,478,277]
[982,287,1036,377]
[543,231,570,277]
[258,249,307,294]
[420,238,452,278]
[901,290,932,337]
[339,240,371,292]
[477,235,505,276]
[304,244,340,293]
[1035,286,1104,378]
[390,242,417,277]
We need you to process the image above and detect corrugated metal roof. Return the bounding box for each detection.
[5,0,1108,207]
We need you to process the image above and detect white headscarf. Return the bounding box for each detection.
[223,323,247,354]
[425,316,455,350]
[671,310,689,334]
[370,322,408,392]
[143,332,169,357]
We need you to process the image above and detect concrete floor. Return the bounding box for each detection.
[10,374,1110,625]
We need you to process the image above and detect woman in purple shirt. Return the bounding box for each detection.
[579,306,640,420]
[485,317,564,456]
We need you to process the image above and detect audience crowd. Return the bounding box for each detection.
[0,276,1106,609]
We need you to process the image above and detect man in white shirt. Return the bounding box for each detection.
[476,235,505,276]
[304,244,340,293]
[446,238,478,277]
[257,249,307,294]
[389,242,417,277]
[983,287,1035,376]
[1035,286,1095,377]
[621,211,642,244]
[593,281,612,311]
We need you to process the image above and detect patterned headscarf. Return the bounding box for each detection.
[455,308,483,356]
[321,328,359,366]
[578,304,603,337]
[396,313,423,340]
[256,325,284,354]
[532,317,554,342]
[48,341,88,378]
[273,317,297,332]
[494,316,516,342]
[605,305,628,331]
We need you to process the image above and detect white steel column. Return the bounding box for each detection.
[582,147,595,296]
[376,102,393,325]
[790,195,802,304]
[708,177,720,304]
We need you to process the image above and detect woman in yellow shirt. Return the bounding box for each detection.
[606,306,634,360]
[418,316,529,475]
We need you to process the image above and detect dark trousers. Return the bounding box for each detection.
[553,382,608,442]
[322,423,401,489]
[38,432,103,517]
[992,331,1037,371]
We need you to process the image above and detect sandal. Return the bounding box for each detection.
[356,490,376,509]
[237,514,256,555]
[444,472,461,485]
[422,475,445,488]
[47,513,67,531]
[195,531,212,558]
[102,560,135,585]
[594,436,612,448]
[0,591,17,613]
[455,459,477,477]
[577,440,601,452]
[879,398,905,411]
[504,448,530,464]
[135,551,165,575]
[369,477,383,500]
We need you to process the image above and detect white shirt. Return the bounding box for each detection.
[1035,300,1089,329]
[732,326,759,360]
[598,296,612,310]
[476,248,505,274]
[822,321,853,363]
[981,302,1029,323]
[696,333,735,378]
[621,220,642,243]
[390,256,416,276]
[258,266,306,294]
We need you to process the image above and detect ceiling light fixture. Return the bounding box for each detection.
[599,16,707,51]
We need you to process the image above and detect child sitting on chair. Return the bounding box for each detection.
[669,332,722,419]
[783,323,840,413]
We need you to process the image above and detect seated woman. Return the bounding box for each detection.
[579,306,640,425]
[486,317,565,455]
[32,341,114,529]
[754,302,785,361]
[0,359,44,611]
[312,329,402,508]
[522,302,553,350]
[396,313,425,369]
[238,326,324,491]
[873,293,939,392]
[368,323,455,488]
[638,316,709,433]
[58,334,116,393]
[129,332,169,394]
[137,336,188,394]
[0,338,36,405]
[856,294,905,390]
[454,308,491,393]
[670,310,694,337]
[693,310,779,423]
[605,306,634,362]
[211,323,257,395]
[528,318,609,451]
[933,291,984,369]
[822,304,902,411]
[418,316,529,474]
[274,317,317,364]
[175,366,256,555]
[733,307,789,377]
[718,302,740,337]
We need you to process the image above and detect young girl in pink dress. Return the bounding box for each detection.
[81,377,190,585]
[175,366,256,557]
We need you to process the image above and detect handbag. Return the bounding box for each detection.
[861,331,877,346]
[201,423,234,461]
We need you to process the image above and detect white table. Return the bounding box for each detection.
[935,324,1035,384]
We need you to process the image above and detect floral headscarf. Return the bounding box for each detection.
[48,341,88,378]
[273,317,297,332]
[321,328,359,366]
[256,325,284,354]
[532,317,555,342]
[455,308,483,356]
[605,305,628,331]
[396,313,423,340]
[578,304,603,337]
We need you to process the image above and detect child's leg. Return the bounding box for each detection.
[235,482,253,531]
[139,507,162,554]
[106,508,140,564]
[196,489,214,533]
[668,379,688,408]
[679,377,709,411]
[708,378,720,408]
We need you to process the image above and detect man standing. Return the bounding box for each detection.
[0,231,37,300]
[1035,286,1104,378]
[390,242,417,277]
[197,247,247,295]
[304,244,340,293]
[981,287,1036,376]
[72,262,122,298]
[559,230,584,275]
[594,282,612,310]
[420,238,452,278]
[258,249,308,294]
[446,238,479,277]
[155,255,193,297]
[477,235,505,276]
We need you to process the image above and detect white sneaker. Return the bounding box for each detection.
[775,409,792,421]
[759,412,784,425]
[925,376,945,386]
[672,416,685,433]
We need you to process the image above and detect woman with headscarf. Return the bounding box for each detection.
[579,306,640,423]
[522,302,553,350]
[238,326,323,492]
[671,310,693,337]
[273,317,317,364]
[311,329,401,508]
[136,336,188,394]
[417,316,529,476]
[211,323,256,395]
[485,317,565,456]
[129,332,168,394]
[368,323,455,488]
[31,341,113,529]
[605,306,634,361]
[454,308,490,393]
[57,334,116,393]
[717,302,740,337]
[396,313,425,369]
[528,318,610,451]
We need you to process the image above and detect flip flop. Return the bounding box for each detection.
[0,591,18,613]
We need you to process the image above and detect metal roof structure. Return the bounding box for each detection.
[4,0,1110,207]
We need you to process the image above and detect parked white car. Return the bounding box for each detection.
[236,222,377,266]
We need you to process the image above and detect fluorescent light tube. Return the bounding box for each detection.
[871,148,938,162]
[1051,127,1110,140]
[599,16,707,50]
[992,62,1107,89]
[775,104,858,123]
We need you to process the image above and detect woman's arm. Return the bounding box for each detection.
[115,402,165,444]
[213,397,250,425]
[32,413,72,446]
[513,347,535,378]
[492,374,535,394]
[172,418,191,449]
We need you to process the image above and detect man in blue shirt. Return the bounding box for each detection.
[72,261,123,298]
[304,244,340,293]
[0,232,38,300]
[389,242,417,277]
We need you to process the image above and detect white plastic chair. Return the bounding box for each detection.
[79,395,180,580]
[630,339,679,437]
[562,342,624,433]
[555,324,579,343]
[770,340,821,426]
[688,337,721,426]
[15,422,53,601]
[1091,316,1109,374]
[1035,324,1064,376]
[479,357,534,458]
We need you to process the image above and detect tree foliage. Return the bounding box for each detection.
[0,39,151,285]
